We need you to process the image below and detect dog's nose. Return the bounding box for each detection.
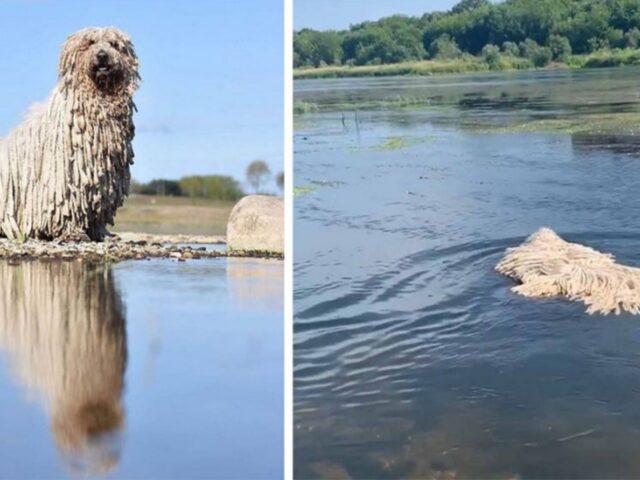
[96,50,108,63]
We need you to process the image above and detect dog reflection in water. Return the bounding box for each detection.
[0,260,127,475]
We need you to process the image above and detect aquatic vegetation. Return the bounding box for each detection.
[470,112,640,135]
[378,137,408,150]
[293,100,319,114]
[375,136,432,151]
[309,180,346,187]
[293,186,316,197]
[294,180,346,197]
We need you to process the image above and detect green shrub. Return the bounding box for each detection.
[481,44,501,69]
[293,101,319,114]
[429,34,462,60]
[625,28,640,49]
[179,175,245,201]
[134,179,183,196]
[531,46,553,67]
[501,41,520,57]
[548,34,572,61]
[519,39,552,67]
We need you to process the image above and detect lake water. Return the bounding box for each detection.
[0,257,283,479]
[294,67,640,479]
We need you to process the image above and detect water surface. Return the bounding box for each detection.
[0,256,283,479]
[295,67,640,479]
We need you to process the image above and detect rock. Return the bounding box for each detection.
[226,195,284,254]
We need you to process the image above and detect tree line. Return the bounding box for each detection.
[294,0,640,69]
[131,160,284,200]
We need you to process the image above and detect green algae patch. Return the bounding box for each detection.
[375,136,433,151]
[468,113,640,136]
[294,186,317,197]
[294,101,319,115]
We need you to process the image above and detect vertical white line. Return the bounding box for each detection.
[283,0,293,476]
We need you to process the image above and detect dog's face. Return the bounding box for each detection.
[59,27,139,96]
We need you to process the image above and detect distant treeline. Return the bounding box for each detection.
[131,175,244,201]
[294,0,640,69]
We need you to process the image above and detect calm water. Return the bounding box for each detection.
[294,68,640,479]
[0,256,283,479]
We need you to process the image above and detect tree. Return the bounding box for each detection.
[501,41,520,56]
[607,28,625,48]
[518,38,552,67]
[482,43,501,69]
[626,27,640,48]
[179,175,244,201]
[429,34,462,59]
[136,179,183,196]
[293,1,640,69]
[531,45,552,67]
[294,29,343,67]
[519,38,540,58]
[548,34,572,61]
[587,36,609,52]
[276,172,284,191]
[246,160,271,193]
[341,20,425,65]
[452,0,491,14]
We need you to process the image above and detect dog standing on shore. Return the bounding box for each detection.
[0,27,139,241]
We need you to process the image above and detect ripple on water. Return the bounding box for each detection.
[295,68,640,479]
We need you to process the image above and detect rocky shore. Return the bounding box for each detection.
[0,233,282,263]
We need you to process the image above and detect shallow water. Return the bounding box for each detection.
[294,67,640,479]
[0,256,283,479]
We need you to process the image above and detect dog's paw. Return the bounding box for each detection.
[58,230,91,243]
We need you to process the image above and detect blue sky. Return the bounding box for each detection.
[295,0,460,30]
[0,0,283,190]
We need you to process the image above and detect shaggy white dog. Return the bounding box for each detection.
[497,227,640,315]
[0,27,139,241]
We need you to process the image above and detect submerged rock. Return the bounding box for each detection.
[226,195,284,254]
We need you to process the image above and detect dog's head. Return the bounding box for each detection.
[59,27,140,97]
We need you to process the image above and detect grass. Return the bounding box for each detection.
[112,194,235,236]
[293,49,640,80]
[294,58,495,79]
[567,48,640,68]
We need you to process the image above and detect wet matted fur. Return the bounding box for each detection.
[497,227,640,315]
[0,27,140,241]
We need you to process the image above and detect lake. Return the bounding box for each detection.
[294,67,640,479]
[0,256,283,479]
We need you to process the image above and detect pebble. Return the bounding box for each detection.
[0,237,283,263]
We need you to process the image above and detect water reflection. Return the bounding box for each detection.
[571,133,640,158]
[227,258,284,311]
[0,260,126,476]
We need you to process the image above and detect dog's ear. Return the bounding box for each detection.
[114,30,141,84]
[58,30,88,79]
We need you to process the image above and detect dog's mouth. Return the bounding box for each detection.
[92,61,116,79]
[91,64,123,92]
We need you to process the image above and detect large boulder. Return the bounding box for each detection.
[226,195,284,254]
